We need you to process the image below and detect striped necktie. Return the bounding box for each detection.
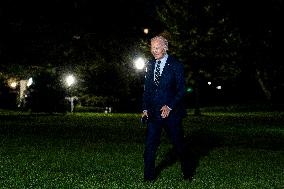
[154,60,161,86]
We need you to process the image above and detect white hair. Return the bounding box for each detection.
[151,35,168,51]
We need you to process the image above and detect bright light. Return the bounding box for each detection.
[216,85,222,90]
[27,78,33,87]
[65,75,75,87]
[134,57,146,70]
[10,81,17,89]
[143,28,149,34]
[208,81,212,85]
[8,78,17,89]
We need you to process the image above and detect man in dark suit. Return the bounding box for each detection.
[142,35,190,181]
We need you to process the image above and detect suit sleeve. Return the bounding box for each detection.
[142,62,150,111]
[167,62,186,109]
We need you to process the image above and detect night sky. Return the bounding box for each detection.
[0,0,162,65]
[1,0,160,37]
[1,0,283,66]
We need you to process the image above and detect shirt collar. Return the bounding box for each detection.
[156,53,168,64]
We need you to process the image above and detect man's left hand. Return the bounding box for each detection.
[160,105,171,118]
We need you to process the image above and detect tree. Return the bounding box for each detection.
[0,0,150,112]
[154,0,284,112]
[156,0,242,114]
[225,0,283,102]
[25,70,67,113]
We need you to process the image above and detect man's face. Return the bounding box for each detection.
[151,39,166,60]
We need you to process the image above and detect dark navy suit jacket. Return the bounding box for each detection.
[142,55,186,120]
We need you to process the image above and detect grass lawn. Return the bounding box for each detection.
[0,111,283,188]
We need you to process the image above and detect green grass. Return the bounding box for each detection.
[0,111,283,188]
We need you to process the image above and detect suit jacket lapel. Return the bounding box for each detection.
[148,60,155,83]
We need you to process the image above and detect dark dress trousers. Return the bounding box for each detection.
[142,55,188,180]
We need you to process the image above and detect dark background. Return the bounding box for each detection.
[0,0,283,112]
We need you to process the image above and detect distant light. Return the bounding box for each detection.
[187,87,193,93]
[208,81,212,85]
[10,81,17,89]
[134,57,146,70]
[143,28,149,34]
[65,75,75,87]
[73,35,80,40]
[27,78,33,87]
[216,85,222,90]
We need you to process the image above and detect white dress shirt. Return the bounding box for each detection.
[154,54,168,80]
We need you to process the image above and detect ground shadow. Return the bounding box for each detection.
[155,128,223,178]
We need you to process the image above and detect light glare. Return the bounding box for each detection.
[134,57,146,70]
[66,75,75,87]
[144,28,149,34]
[10,81,17,89]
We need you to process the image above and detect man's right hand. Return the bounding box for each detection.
[141,111,148,124]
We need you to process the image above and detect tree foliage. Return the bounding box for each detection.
[157,0,242,83]
[155,0,283,103]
